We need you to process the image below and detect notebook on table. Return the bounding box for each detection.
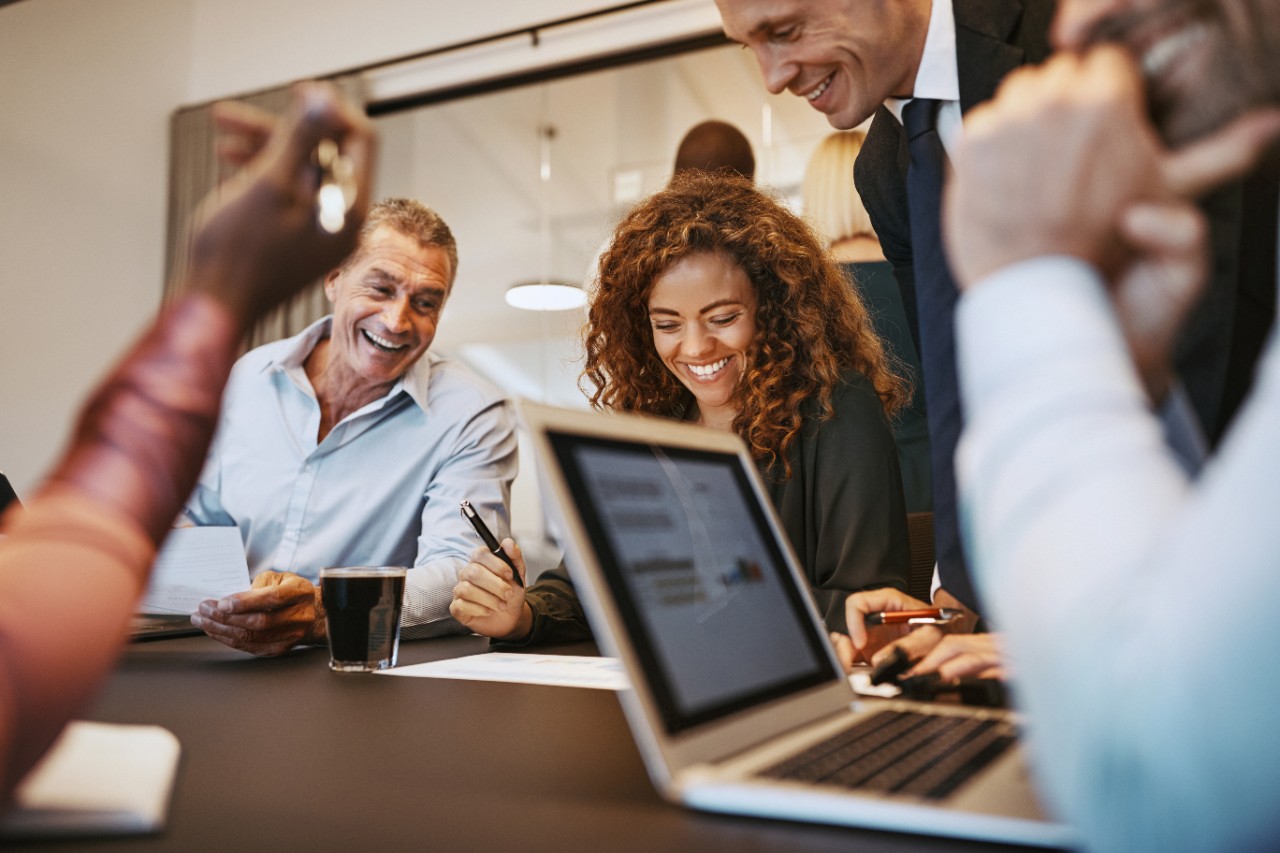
[1,721,181,838]
[518,400,1075,848]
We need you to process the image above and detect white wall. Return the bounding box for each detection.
[185,0,610,104]
[0,0,612,496]
[0,0,196,495]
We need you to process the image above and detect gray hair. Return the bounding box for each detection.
[346,197,459,287]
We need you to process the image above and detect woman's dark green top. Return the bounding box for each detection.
[508,369,911,644]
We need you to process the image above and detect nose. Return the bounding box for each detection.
[381,296,411,333]
[682,325,715,359]
[757,48,796,97]
[1053,0,1124,50]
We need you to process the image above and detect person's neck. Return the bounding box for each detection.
[830,235,887,264]
[891,0,935,99]
[691,402,738,433]
[304,338,398,442]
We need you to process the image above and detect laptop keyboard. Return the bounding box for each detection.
[761,710,1017,800]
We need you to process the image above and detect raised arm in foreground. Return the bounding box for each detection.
[947,46,1280,851]
[0,83,374,799]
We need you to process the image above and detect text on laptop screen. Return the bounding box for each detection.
[549,433,836,734]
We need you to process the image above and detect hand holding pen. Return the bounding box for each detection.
[459,500,521,586]
[450,503,533,641]
[841,587,939,663]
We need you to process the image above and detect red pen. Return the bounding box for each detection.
[864,607,962,627]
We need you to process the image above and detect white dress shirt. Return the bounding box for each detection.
[185,317,518,638]
[884,0,962,158]
[955,248,1280,850]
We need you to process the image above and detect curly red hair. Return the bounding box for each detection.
[582,171,908,475]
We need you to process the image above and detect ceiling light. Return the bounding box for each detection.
[505,280,587,311]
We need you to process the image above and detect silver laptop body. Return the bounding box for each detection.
[518,401,1075,848]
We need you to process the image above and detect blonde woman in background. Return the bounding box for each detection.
[803,131,931,514]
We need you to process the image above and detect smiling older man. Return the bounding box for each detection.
[184,198,517,656]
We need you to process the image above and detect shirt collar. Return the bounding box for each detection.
[884,0,960,124]
[263,315,435,415]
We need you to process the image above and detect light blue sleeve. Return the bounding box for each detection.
[955,256,1280,852]
[399,394,518,637]
[180,430,234,527]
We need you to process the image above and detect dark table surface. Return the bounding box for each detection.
[9,634,1048,852]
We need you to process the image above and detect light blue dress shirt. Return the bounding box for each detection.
[184,317,518,638]
[956,256,1280,851]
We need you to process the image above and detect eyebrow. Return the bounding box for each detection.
[364,267,447,298]
[744,12,790,41]
[648,299,746,317]
[362,268,402,286]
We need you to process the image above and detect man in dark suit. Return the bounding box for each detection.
[716,0,1054,648]
[718,0,1274,663]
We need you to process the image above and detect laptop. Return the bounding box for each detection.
[518,401,1076,848]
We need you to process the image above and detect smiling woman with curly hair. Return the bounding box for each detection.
[584,170,907,474]
[451,170,911,643]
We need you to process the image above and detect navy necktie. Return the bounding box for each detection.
[902,97,979,613]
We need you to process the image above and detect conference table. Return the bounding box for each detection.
[10,633,1053,852]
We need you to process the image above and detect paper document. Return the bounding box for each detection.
[380,653,631,691]
[1,721,181,838]
[139,526,250,614]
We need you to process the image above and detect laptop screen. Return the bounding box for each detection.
[548,432,839,735]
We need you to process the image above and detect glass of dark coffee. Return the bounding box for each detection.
[320,567,407,672]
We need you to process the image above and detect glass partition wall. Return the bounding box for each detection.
[370,42,835,557]
[370,43,835,409]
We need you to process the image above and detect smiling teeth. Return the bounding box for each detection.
[363,329,408,351]
[688,357,730,377]
[807,74,833,102]
[1142,22,1208,78]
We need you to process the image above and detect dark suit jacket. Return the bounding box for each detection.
[1185,171,1278,444]
[855,0,1056,350]
[853,0,1275,613]
[853,0,1056,612]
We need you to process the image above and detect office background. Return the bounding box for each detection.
[0,0,842,536]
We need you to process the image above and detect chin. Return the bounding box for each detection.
[690,385,736,410]
[825,106,864,132]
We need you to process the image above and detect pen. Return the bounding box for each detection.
[459,500,521,586]
[864,607,962,627]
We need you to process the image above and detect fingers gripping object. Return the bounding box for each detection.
[870,646,1008,708]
